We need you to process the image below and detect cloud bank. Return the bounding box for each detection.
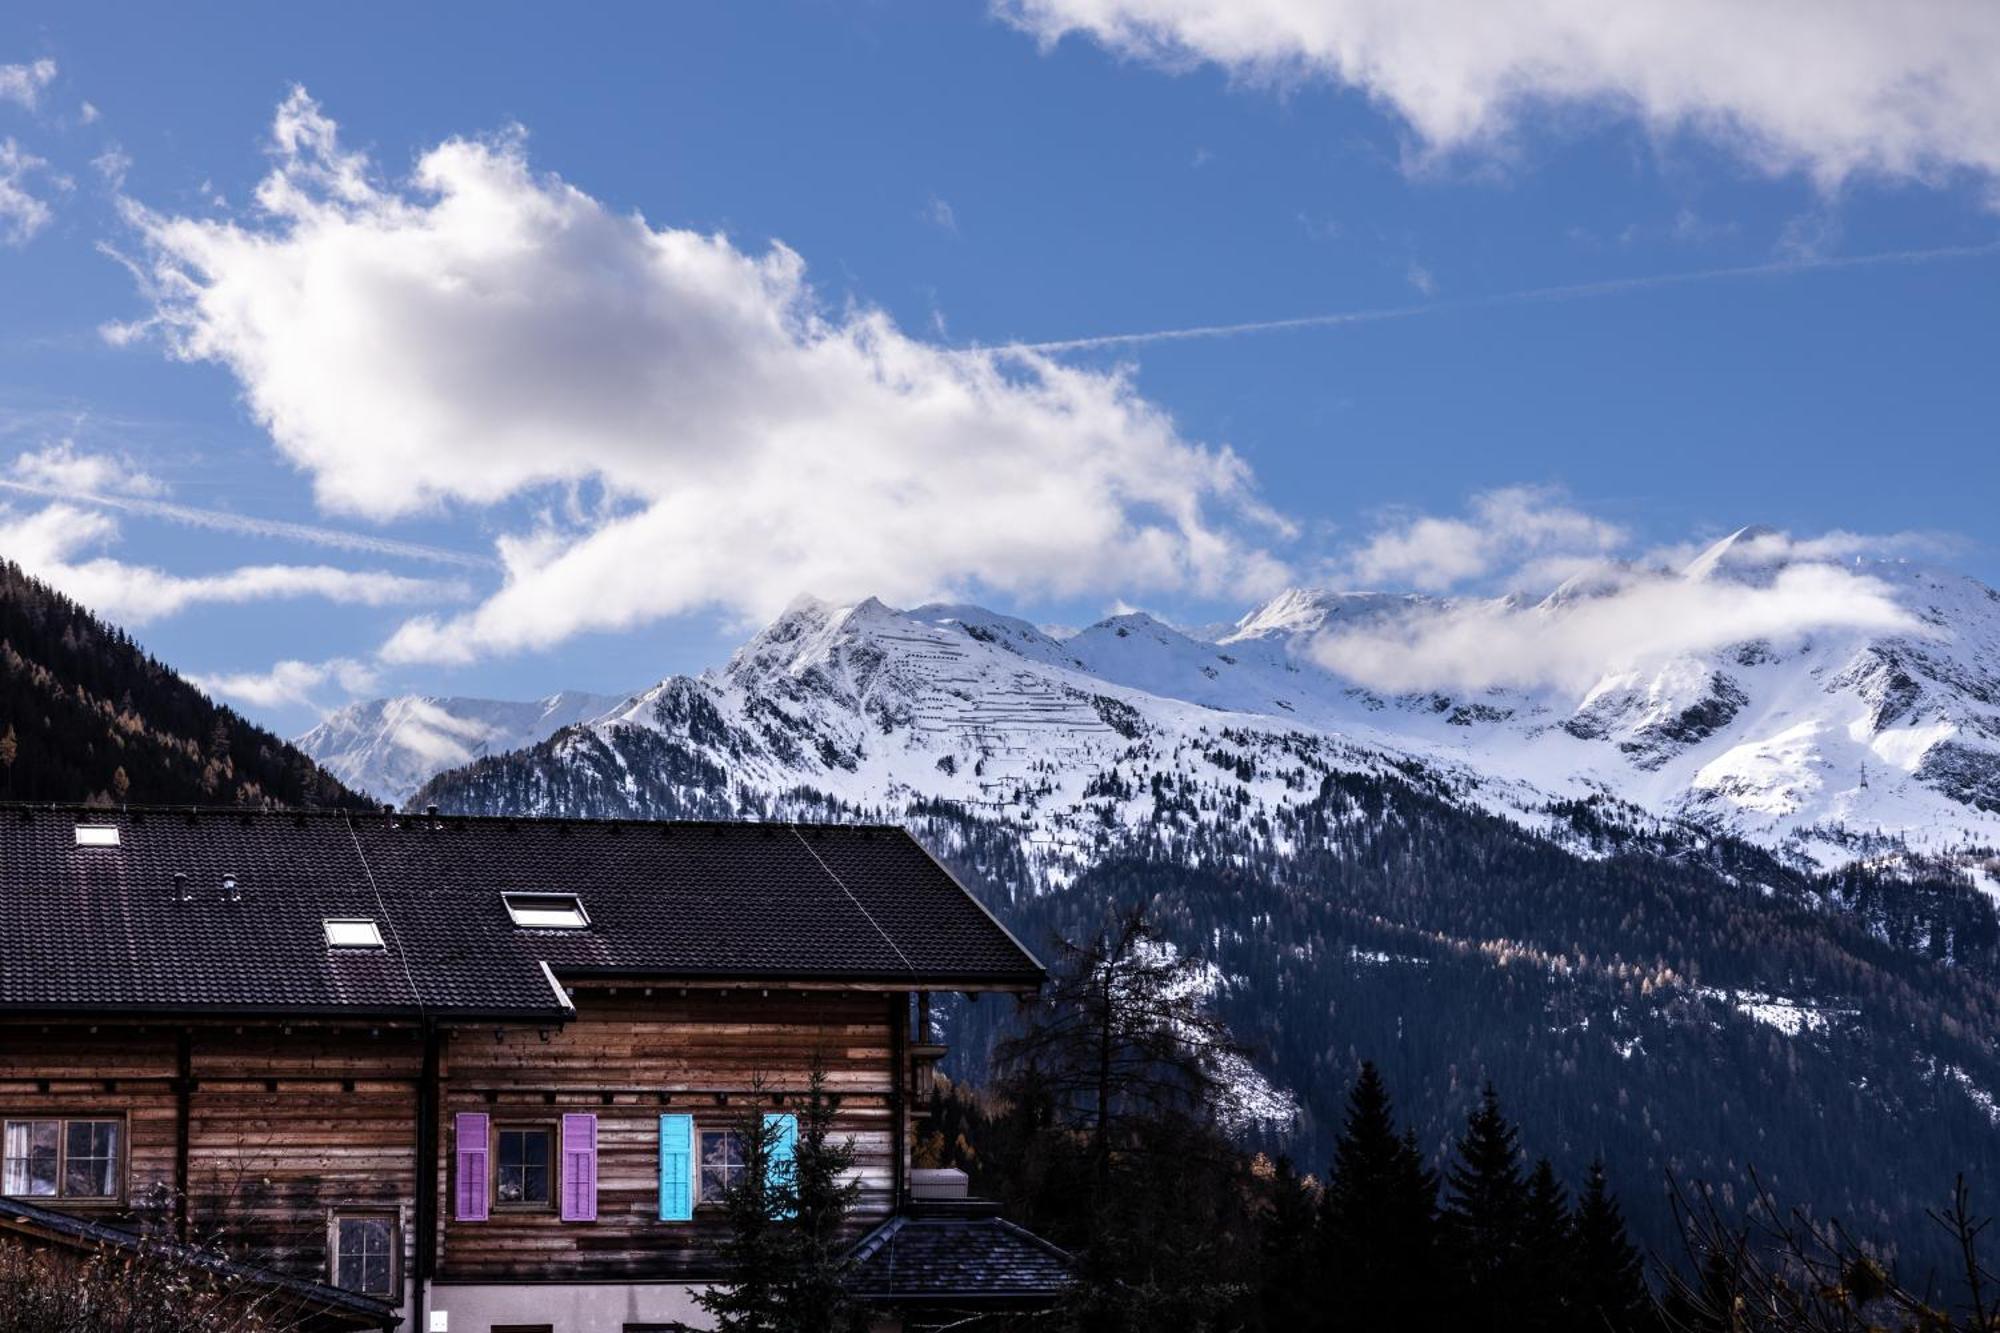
[1314,498,1926,694]
[121,90,1290,665]
[1001,0,2000,197]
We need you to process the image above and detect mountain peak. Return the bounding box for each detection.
[1683,525,1787,583]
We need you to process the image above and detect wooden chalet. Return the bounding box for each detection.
[0,803,1069,1331]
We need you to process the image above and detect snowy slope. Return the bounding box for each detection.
[319,533,2000,871]
[297,689,631,804]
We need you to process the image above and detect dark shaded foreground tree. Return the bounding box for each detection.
[1661,1172,2000,1333]
[696,1058,865,1333]
[988,906,1258,1331]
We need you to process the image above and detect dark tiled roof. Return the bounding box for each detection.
[0,805,1042,1017]
[0,1195,400,1327]
[845,1204,1079,1307]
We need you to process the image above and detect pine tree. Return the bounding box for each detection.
[1442,1082,1530,1328]
[784,1058,863,1333]
[1570,1159,1654,1333]
[1320,1063,1439,1331]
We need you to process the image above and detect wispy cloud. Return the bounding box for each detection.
[0,59,55,111]
[0,476,499,570]
[189,656,379,711]
[1007,238,2000,353]
[0,501,465,625]
[0,137,57,246]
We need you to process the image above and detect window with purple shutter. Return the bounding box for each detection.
[561,1113,597,1222]
[454,1113,489,1222]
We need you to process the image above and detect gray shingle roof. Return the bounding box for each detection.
[0,805,1042,1016]
[845,1203,1080,1307]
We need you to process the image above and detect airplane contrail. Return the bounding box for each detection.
[1005,239,2000,354]
[0,478,500,570]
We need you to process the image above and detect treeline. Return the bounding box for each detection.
[911,770,2000,1278]
[911,909,2000,1333]
[0,560,366,809]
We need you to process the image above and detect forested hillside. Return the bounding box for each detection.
[425,724,2000,1276]
[0,560,369,809]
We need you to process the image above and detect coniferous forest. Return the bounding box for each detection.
[0,560,367,809]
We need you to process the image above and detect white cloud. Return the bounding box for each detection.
[0,59,55,111]
[1347,487,1623,591]
[1000,0,2000,198]
[1313,560,1917,695]
[121,89,1290,664]
[1404,261,1437,297]
[923,195,958,232]
[0,501,464,625]
[1315,517,1933,695]
[10,441,165,497]
[91,144,131,189]
[0,137,54,245]
[191,656,379,711]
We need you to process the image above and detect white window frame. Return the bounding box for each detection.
[502,893,590,930]
[324,918,386,949]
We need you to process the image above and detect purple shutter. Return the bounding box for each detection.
[562,1113,598,1222]
[454,1113,489,1222]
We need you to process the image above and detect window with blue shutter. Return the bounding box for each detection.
[659,1114,693,1222]
[766,1112,798,1219]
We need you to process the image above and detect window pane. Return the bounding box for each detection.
[700,1130,744,1201]
[496,1130,551,1204]
[63,1121,118,1198]
[3,1121,58,1197]
[336,1218,393,1295]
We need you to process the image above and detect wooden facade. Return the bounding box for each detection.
[0,981,926,1313]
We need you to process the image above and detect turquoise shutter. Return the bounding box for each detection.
[659,1114,693,1221]
[766,1112,798,1218]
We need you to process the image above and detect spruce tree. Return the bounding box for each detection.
[784,1058,863,1333]
[1520,1157,1573,1332]
[1258,1155,1320,1332]
[695,1098,791,1333]
[1570,1159,1654,1333]
[1320,1062,1439,1331]
[1442,1082,1530,1328]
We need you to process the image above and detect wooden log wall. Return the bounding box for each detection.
[0,1023,422,1292]
[434,986,907,1282]
[0,984,914,1290]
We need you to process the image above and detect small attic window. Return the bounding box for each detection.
[503,893,589,930]
[325,919,385,949]
[74,825,120,848]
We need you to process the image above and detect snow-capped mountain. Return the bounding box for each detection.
[374,535,2000,1269]
[308,529,2000,871]
[297,689,631,804]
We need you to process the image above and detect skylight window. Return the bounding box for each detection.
[503,893,589,930]
[74,826,120,848]
[325,919,385,949]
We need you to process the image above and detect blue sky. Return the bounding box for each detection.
[1,2,1996,735]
